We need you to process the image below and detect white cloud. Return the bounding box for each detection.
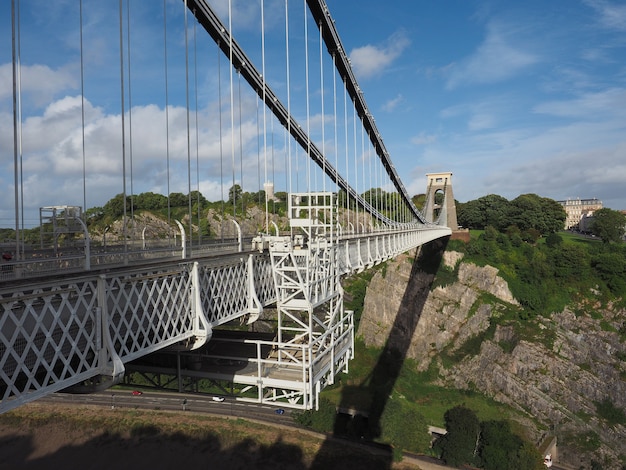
[382,94,403,113]
[446,21,538,89]
[467,113,495,131]
[533,88,626,120]
[410,132,437,146]
[349,31,410,80]
[0,63,77,106]
[583,0,626,31]
[415,114,626,209]
[0,90,282,225]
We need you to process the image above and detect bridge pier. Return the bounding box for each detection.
[423,172,458,230]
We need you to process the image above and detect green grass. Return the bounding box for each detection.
[559,231,601,247]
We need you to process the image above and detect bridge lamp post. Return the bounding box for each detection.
[103,225,110,251]
[175,220,186,259]
[72,215,90,271]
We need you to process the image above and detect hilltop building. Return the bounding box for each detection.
[557,198,602,230]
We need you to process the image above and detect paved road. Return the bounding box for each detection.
[41,390,291,425]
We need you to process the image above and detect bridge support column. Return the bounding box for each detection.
[423,172,458,230]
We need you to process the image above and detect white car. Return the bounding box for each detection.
[544,454,552,468]
[212,396,225,402]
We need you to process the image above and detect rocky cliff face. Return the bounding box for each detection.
[357,250,626,469]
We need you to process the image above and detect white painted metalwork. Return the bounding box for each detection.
[258,192,353,409]
[1,198,450,414]
[0,254,272,414]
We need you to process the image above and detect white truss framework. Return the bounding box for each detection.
[262,192,354,410]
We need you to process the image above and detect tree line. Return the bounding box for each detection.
[434,405,543,469]
[457,193,567,236]
[458,193,625,244]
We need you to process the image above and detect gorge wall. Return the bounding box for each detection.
[357,248,626,469]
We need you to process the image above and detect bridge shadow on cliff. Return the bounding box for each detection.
[310,237,449,469]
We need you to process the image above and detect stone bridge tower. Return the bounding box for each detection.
[423,172,458,230]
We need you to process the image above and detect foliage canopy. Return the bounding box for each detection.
[458,193,566,236]
[591,208,626,244]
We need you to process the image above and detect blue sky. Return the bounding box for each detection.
[328,0,626,211]
[1,0,625,227]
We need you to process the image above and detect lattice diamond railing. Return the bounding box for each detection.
[106,267,197,362]
[0,253,277,414]
[0,281,100,411]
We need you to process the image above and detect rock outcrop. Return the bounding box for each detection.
[357,250,626,469]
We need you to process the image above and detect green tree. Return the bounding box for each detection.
[509,194,565,235]
[412,193,426,209]
[537,196,567,233]
[168,192,187,207]
[545,232,563,248]
[592,252,626,294]
[591,208,626,244]
[103,193,133,218]
[228,184,242,205]
[189,190,208,208]
[457,194,511,230]
[434,405,480,467]
[135,192,168,210]
[551,244,590,280]
[379,398,430,453]
[477,420,542,470]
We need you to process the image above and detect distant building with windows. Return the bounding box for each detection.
[557,198,602,230]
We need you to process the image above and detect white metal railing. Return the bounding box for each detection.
[0,223,449,414]
[0,253,271,414]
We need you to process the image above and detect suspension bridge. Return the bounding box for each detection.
[0,0,453,415]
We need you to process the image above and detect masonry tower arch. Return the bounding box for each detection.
[423,172,458,230]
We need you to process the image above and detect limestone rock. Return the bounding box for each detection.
[355,251,626,469]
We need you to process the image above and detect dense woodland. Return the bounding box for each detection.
[455,194,626,313]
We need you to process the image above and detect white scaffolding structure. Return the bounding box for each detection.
[263,192,354,409]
